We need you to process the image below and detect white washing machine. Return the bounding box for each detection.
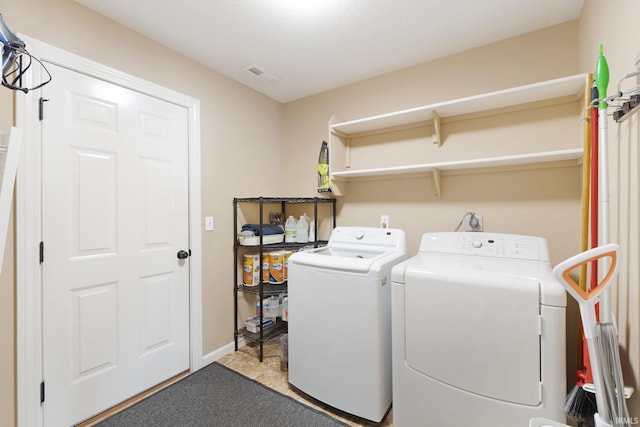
[391,232,567,426]
[288,226,407,423]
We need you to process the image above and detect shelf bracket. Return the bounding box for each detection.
[345,136,351,169]
[432,168,441,198]
[432,110,442,147]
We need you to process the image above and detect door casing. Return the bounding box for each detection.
[15,35,203,427]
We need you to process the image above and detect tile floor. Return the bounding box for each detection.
[217,339,393,427]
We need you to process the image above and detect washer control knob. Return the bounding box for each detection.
[355,230,365,240]
[472,240,483,249]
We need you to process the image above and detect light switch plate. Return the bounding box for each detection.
[205,216,214,231]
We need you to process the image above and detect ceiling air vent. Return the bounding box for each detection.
[244,64,279,83]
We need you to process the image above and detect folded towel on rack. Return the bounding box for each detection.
[241,224,284,236]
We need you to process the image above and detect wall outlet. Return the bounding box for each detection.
[381,215,389,229]
[270,212,284,225]
[465,213,483,232]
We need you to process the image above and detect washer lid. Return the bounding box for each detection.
[289,226,408,273]
[289,247,386,272]
[404,267,541,405]
[289,247,408,273]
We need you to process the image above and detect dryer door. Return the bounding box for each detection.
[404,268,541,405]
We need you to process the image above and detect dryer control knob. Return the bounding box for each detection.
[472,240,483,249]
[355,230,365,240]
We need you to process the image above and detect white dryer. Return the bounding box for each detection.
[391,232,567,426]
[288,226,407,423]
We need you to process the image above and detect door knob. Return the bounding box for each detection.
[177,250,189,259]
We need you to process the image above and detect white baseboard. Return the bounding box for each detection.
[201,338,247,368]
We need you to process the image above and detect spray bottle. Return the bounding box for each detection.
[317,140,330,192]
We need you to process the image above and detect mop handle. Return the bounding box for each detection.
[598,107,611,323]
[590,101,599,290]
[595,44,612,324]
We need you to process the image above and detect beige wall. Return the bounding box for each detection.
[281,21,582,258]
[1,0,637,424]
[578,0,640,417]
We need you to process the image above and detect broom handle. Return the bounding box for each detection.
[586,86,599,385]
[580,74,592,290]
[575,75,592,380]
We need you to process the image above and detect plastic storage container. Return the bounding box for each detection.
[245,315,275,333]
[264,295,281,318]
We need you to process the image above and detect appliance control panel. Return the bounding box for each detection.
[328,226,407,251]
[418,232,549,261]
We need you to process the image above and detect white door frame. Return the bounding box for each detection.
[15,36,203,427]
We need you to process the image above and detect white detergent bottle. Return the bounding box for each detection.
[284,216,297,243]
[308,219,315,242]
[303,213,314,242]
[296,214,308,243]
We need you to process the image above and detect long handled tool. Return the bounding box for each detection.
[590,83,600,296]
[591,45,632,427]
[564,74,597,425]
[595,45,612,324]
[553,244,620,427]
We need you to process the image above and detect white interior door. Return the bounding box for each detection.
[41,63,191,426]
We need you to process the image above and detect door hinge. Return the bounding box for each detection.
[38,97,49,121]
[538,315,543,336]
[40,381,45,404]
[39,241,44,264]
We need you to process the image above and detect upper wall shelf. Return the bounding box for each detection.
[331,74,587,138]
[328,73,589,197]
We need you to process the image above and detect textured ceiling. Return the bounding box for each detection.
[75,0,585,103]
